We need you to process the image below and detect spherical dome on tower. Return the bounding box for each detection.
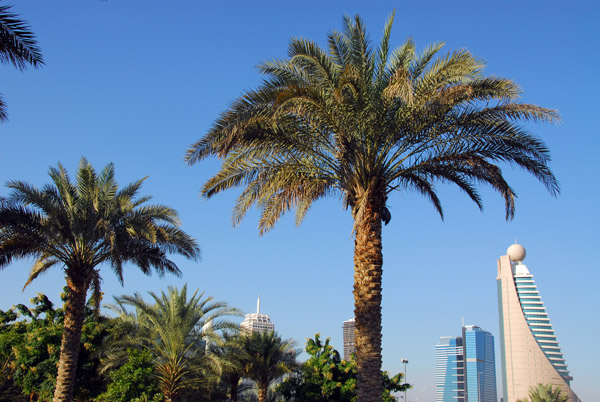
[507,243,526,262]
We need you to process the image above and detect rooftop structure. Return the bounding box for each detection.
[240,297,274,334]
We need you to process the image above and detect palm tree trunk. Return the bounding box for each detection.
[229,376,239,402]
[353,196,384,402]
[258,382,268,402]
[52,273,90,402]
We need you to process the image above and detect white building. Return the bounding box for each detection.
[497,243,580,402]
[240,297,274,334]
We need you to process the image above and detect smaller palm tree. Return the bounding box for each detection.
[209,331,246,402]
[0,159,200,402]
[103,285,241,402]
[0,4,44,121]
[241,331,297,402]
[519,383,569,402]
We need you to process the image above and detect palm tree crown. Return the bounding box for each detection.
[524,383,569,402]
[241,331,297,402]
[186,12,559,402]
[0,158,200,402]
[104,285,241,402]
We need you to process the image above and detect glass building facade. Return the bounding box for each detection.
[463,325,497,402]
[436,336,465,402]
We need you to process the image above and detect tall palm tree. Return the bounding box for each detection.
[0,158,200,402]
[241,331,296,402]
[185,12,559,401]
[104,285,241,402]
[0,4,44,121]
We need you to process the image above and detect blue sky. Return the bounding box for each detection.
[1,1,598,401]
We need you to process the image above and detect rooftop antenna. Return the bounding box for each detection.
[257,296,261,315]
[462,316,465,328]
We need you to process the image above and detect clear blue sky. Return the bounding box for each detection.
[1,1,598,401]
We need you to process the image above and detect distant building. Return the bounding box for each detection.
[436,336,465,402]
[342,318,355,359]
[240,297,274,334]
[436,325,497,402]
[463,325,497,402]
[497,243,580,402]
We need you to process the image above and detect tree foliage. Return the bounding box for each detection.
[101,285,241,402]
[278,334,408,402]
[240,331,297,402]
[95,349,162,402]
[517,383,569,402]
[0,292,108,402]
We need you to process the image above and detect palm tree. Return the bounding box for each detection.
[522,383,569,402]
[0,4,44,121]
[208,331,246,402]
[104,285,241,402]
[240,331,296,402]
[0,158,200,402]
[186,12,560,401]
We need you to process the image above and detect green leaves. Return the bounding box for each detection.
[0,293,109,401]
[278,334,407,402]
[526,383,569,402]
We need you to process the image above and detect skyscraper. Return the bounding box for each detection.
[436,336,465,402]
[436,325,497,402]
[497,243,580,402]
[463,325,497,402]
[240,297,274,334]
[342,318,356,359]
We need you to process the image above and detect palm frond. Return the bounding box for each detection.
[0,5,43,70]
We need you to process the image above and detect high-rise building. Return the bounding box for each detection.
[497,243,580,402]
[342,318,356,359]
[463,325,497,402]
[240,297,274,334]
[436,336,465,402]
[436,325,497,402]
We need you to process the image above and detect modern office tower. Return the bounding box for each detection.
[240,297,274,334]
[463,325,497,402]
[436,336,465,402]
[497,243,580,402]
[342,318,356,359]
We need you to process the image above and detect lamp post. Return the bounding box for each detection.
[401,358,409,402]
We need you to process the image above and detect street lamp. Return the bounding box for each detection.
[401,358,409,402]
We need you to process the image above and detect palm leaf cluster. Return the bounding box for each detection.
[0,4,43,121]
[517,383,569,402]
[186,12,558,231]
[0,158,198,293]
